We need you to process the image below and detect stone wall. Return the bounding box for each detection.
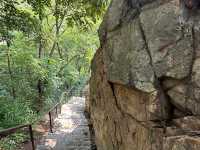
[89,0,200,150]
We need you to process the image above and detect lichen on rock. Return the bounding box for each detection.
[89,0,200,149]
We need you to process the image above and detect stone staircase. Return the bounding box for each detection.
[36,97,96,150]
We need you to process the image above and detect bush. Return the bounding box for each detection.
[0,99,38,129]
[0,133,28,150]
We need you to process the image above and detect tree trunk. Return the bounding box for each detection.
[49,0,65,58]
[36,14,44,112]
[6,41,16,99]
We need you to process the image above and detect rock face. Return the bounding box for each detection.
[83,84,90,113]
[89,0,200,150]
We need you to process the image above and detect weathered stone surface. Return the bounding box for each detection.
[104,19,155,92]
[173,116,200,131]
[90,49,164,150]
[140,2,193,79]
[168,83,188,111]
[83,84,90,113]
[164,136,200,150]
[89,0,200,149]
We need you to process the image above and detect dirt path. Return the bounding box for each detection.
[36,97,95,150]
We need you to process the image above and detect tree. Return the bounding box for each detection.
[0,0,109,131]
[49,0,109,57]
[25,0,51,111]
[0,0,37,99]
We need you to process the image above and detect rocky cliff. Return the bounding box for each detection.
[89,0,200,149]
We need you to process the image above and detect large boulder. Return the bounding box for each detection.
[89,0,200,149]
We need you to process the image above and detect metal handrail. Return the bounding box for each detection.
[0,102,62,150]
[0,124,35,150]
[0,90,85,150]
[48,102,61,133]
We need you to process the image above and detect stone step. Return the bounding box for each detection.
[36,97,95,150]
[62,146,91,150]
[36,145,52,150]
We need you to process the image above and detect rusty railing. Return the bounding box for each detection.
[0,124,35,150]
[0,102,62,150]
[48,103,61,133]
[0,90,85,150]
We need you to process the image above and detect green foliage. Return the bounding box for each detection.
[0,98,38,128]
[0,1,38,41]
[26,0,51,16]
[0,133,28,150]
[51,0,109,29]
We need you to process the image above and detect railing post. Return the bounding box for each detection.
[56,106,58,116]
[29,125,35,150]
[59,103,61,114]
[49,112,53,133]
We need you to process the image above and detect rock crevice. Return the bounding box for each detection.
[89,0,200,149]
